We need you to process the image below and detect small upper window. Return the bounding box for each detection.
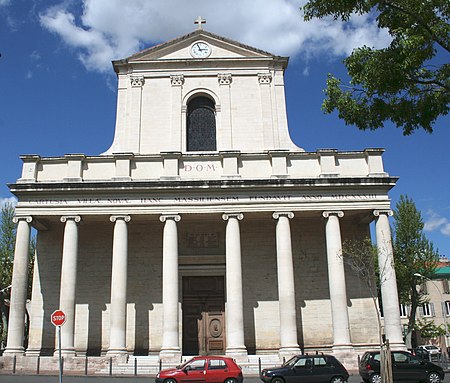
[187,96,216,151]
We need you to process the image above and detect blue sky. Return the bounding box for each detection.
[0,0,449,256]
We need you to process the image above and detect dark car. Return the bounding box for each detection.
[155,356,243,383]
[260,354,349,383]
[359,350,445,383]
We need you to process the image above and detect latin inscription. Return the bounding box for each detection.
[25,193,378,206]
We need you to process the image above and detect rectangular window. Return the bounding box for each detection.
[443,279,450,294]
[399,304,409,318]
[421,303,434,317]
[445,301,450,316]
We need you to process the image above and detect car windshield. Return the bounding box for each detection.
[283,356,299,367]
[426,346,439,350]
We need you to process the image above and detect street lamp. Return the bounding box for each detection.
[414,273,449,350]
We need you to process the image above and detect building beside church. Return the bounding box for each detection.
[3,20,405,371]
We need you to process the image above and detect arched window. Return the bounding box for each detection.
[187,96,216,151]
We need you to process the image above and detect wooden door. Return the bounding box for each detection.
[182,276,225,355]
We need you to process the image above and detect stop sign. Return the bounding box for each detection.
[51,309,66,327]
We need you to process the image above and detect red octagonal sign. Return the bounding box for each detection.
[51,309,66,327]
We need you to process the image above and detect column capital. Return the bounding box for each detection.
[60,215,81,223]
[258,73,272,84]
[222,213,244,221]
[12,216,32,224]
[110,215,131,223]
[273,212,294,220]
[170,75,184,86]
[130,75,144,87]
[218,73,232,85]
[373,209,393,217]
[322,211,344,219]
[160,214,181,223]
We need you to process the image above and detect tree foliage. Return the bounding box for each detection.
[393,195,440,347]
[302,0,450,134]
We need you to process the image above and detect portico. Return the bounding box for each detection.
[4,21,405,370]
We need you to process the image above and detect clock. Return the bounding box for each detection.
[190,42,211,58]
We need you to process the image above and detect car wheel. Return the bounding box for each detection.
[330,376,346,383]
[224,379,237,383]
[271,378,285,383]
[427,372,442,383]
[164,379,177,383]
[369,374,381,383]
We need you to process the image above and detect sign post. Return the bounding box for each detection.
[51,310,66,383]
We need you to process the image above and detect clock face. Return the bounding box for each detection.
[190,42,211,58]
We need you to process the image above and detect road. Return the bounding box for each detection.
[0,376,450,383]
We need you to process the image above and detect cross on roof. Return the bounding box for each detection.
[194,16,206,30]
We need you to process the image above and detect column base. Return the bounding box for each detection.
[53,348,76,357]
[332,345,357,370]
[387,341,407,351]
[106,349,129,357]
[279,346,301,361]
[3,347,25,356]
[226,347,248,363]
[159,348,182,364]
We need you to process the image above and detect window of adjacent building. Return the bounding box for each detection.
[445,301,450,316]
[421,282,428,294]
[400,304,409,318]
[443,279,450,294]
[187,96,216,151]
[420,303,434,317]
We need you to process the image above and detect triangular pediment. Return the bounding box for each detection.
[118,29,284,64]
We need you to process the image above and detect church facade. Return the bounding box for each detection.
[4,22,404,368]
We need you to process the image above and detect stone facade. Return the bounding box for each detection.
[3,25,405,372]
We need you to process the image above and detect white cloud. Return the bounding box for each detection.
[0,0,11,7]
[39,0,391,73]
[0,197,17,208]
[424,210,450,237]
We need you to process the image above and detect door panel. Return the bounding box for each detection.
[182,276,225,355]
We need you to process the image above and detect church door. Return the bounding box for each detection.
[182,276,225,355]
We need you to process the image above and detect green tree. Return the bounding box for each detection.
[342,238,393,383]
[0,202,35,350]
[393,195,440,348]
[302,0,450,135]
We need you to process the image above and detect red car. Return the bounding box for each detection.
[156,356,244,383]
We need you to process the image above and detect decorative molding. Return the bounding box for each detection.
[258,73,272,84]
[322,211,344,219]
[160,214,181,223]
[218,74,232,85]
[222,213,244,221]
[12,216,33,224]
[373,209,393,217]
[273,212,294,220]
[170,75,184,86]
[60,215,82,223]
[110,215,131,223]
[130,76,144,87]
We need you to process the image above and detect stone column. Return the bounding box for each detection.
[4,216,32,355]
[374,210,404,348]
[58,215,81,356]
[222,213,247,360]
[159,214,181,361]
[107,215,131,355]
[273,212,300,358]
[323,211,352,349]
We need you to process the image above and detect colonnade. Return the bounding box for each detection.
[4,209,404,358]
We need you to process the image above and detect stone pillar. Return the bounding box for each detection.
[374,210,404,349]
[273,212,300,358]
[107,215,131,355]
[58,215,81,356]
[222,213,247,361]
[4,216,32,355]
[170,75,184,151]
[159,214,181,361]
[323,211,352,350]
